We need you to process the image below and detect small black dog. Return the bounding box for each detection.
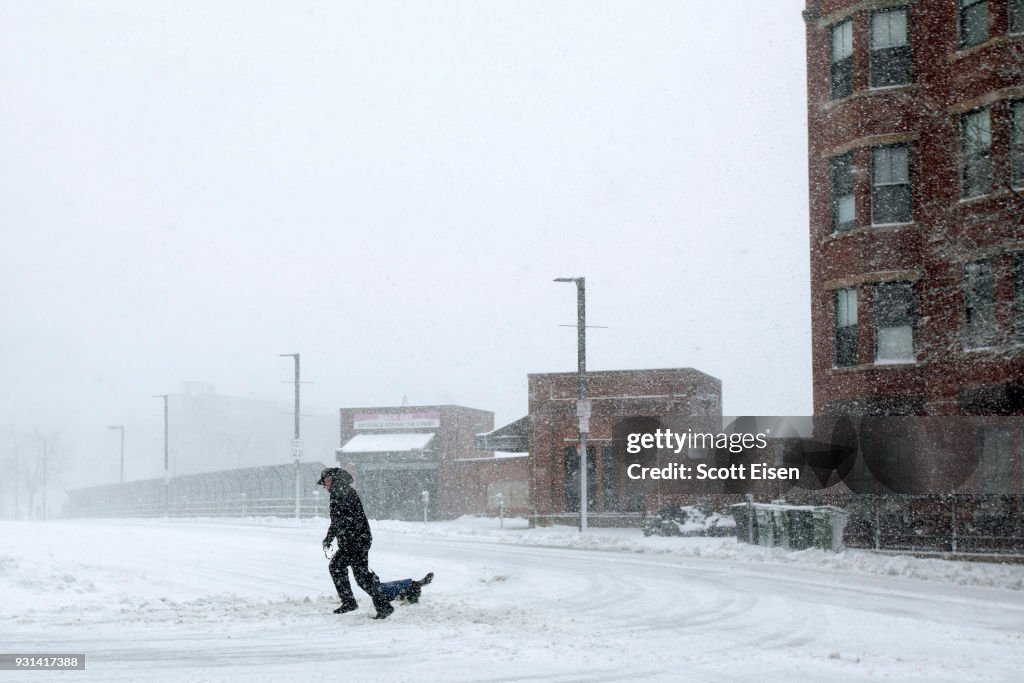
[379,572,434,604]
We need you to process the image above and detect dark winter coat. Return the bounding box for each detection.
[323,475,373,556]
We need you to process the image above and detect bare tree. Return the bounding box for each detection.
[6,428,68,520]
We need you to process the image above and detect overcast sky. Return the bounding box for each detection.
[1,1,811,486]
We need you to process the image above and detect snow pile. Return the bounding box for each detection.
[369,516,1024,591]
[665,504,736,535]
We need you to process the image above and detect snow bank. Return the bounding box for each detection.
[367,515,1024,592]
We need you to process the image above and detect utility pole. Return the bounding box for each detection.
[554,277,589,532]
[13,447,19,520]
[108,425,125,484]
[153,395,169,515]
[280,354,301,519]
[42,439,47,521]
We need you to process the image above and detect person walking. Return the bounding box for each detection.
[318,467,393,619]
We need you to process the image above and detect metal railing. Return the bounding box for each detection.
[63,462,331,519]
[843,494,1024,554]
[64,496,329,519]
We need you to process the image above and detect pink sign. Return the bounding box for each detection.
[353,411,441,430]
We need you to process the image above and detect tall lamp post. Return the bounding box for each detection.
[108,425,125,484]
[554,276,589,532]
[153,395,169,515]
[42,439,47,521]
[280,353,301,520]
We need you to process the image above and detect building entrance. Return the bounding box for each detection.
[605,416,662,512]
[563,445,596,513]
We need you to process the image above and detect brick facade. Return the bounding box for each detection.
[527,368,722,516]
[337,405,494,520]
[805,0,1024,417]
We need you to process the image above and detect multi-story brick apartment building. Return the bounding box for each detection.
[805,0,1024,418]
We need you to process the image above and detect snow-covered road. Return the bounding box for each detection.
[2,518,1023,682]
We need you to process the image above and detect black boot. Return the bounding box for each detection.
[333,600,358,614]
[373,603,394,620]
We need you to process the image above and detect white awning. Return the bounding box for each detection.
[338,433,436,454]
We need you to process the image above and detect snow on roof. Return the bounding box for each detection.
[453,452,529,463]
[339,433,435,453]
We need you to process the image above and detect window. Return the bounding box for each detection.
[978,428,1010,494]
[830,20,853,99]
[874,282,915,362]
[1012,101,1023,188]
[835,288,858,367]
[960,109,992,198]
[959,0,988,48]
[872,144,912,224]
[1011,0,1023,34]
[964,259,996,347]
[870,9,911,87]
[885,431,912,492]
[831,152,855,231]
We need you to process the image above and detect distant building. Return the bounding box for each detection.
[335,405,512,520]
[162,382,336,477]
[804,0,1024,417]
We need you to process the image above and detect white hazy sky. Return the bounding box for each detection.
[1,1,811,485]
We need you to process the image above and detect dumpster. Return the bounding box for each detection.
[783,508,815,550]
[730,502,756,544]
[731,502,849,551]
[812,506,850,551]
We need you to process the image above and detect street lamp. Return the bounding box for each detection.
[279,353,302,520]
[108,425,125,484]
[153,394,169,514]
[554,276,589,532]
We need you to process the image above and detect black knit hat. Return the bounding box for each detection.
[316,467,339,485]
[317,467,353,485]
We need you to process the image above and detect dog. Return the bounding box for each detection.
[379,572,434,604]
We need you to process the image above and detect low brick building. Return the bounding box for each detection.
[334,369,724,522]
[336,405,496,520]
[523,368,722,518]
[449,453,531,517]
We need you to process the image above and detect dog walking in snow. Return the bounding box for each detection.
[379,572,434,604]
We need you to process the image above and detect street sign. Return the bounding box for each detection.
[291,439,304,460]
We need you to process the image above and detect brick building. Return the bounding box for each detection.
[805,0,1024,418]
[804,1,1024,502]
[522,368,722,518]
[336,405,504,520]
[336,370,722,523]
